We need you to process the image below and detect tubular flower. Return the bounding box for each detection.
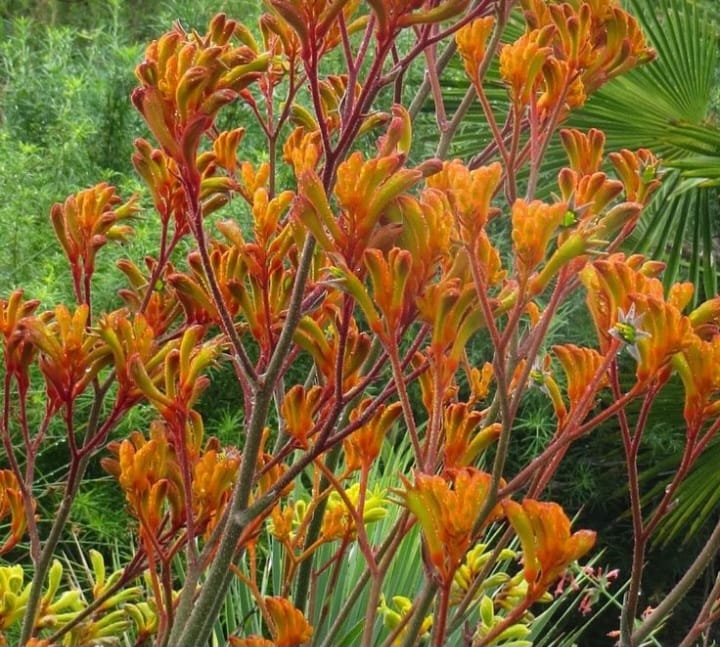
[344,400,403,472]
[265,597,313,647]
[104,419,240,541]
[397,189,455,287]
[442,403,500,469]
[468,362,494,404]
[132,14,270,165]
[537,57,587,117]
[623,295,694,383]
[132,139,189,234]
[426,161,502,241]
[364,247,416,341]
[417,279,484,374]
[294,315,371,392]
[110,427,179,533]
[579,254,665,353]
[451,542,516,604]
[321,483,387,542]
[97,310,175,406]
[399,468,501,584]
[456,17,496,87]
[192,448,240,537]
[553,344,609,412]
[0,290,41,390]
[293,153,417,267]
[608,148,662,205]
[0,564,30,635]
[521,0,655,94]
[557,129,625,222]
[50,183,139,298]
[511,199,568,276]
[378,594,433,646]
[500,27,554,108]
[673,335,720,429]
[129,324,219,425]
[557,168,624,219]
[688,296,720,340]
[117,258,182,337]
[0,470,32,555]
[21,304,111,407]
[560,128,606,176]
[529,355,568,422]
[283,127,323,174]
[503,499,596,599]
[331,151,425,266]
[582,259,695,381]
[281,384,325,449]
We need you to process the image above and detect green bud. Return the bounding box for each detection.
[479,595,495,627]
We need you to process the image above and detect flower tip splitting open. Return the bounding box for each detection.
[608,304,651,361]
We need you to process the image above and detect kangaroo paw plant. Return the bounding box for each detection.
[1,1,719,646]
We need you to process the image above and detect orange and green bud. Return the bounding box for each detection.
[400,468,501,584]
[456,17,496,87]
[504,498,596,599]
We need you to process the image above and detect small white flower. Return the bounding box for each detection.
[529,356,551,395]
[608,304,651,361]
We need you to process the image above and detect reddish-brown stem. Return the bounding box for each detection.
[174,415,200,574]
[64,398,78,458]
[502,371,638,495]
[159,559,175,647]
[315,458,378,575]
[433,584,452,647]
[388,341,424,465]
[475,80,512,172]
[1,374,41,562]
[525,72,574,199]
[690,415,720,463]
[505,105,523,204]
[331,40,392,175]
[389,1,499,78]
[616,364,646,646]
[185,178,256,385]
[424,35,449,132]
[506,273,565,423]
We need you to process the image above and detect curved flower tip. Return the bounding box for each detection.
[265,596,313,646]
[400,468,501,583]
[503,498,596,598]
[511,199,567,275]
[456,16,496,86]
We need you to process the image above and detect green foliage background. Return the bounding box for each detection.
[1,1,719,644]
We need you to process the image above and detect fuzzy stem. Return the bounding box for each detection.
[19,453,92,645]
[617,367,648,645]
[171,235,317,647]
[437,9,508,159]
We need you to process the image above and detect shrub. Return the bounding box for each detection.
[1,3,719,647]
